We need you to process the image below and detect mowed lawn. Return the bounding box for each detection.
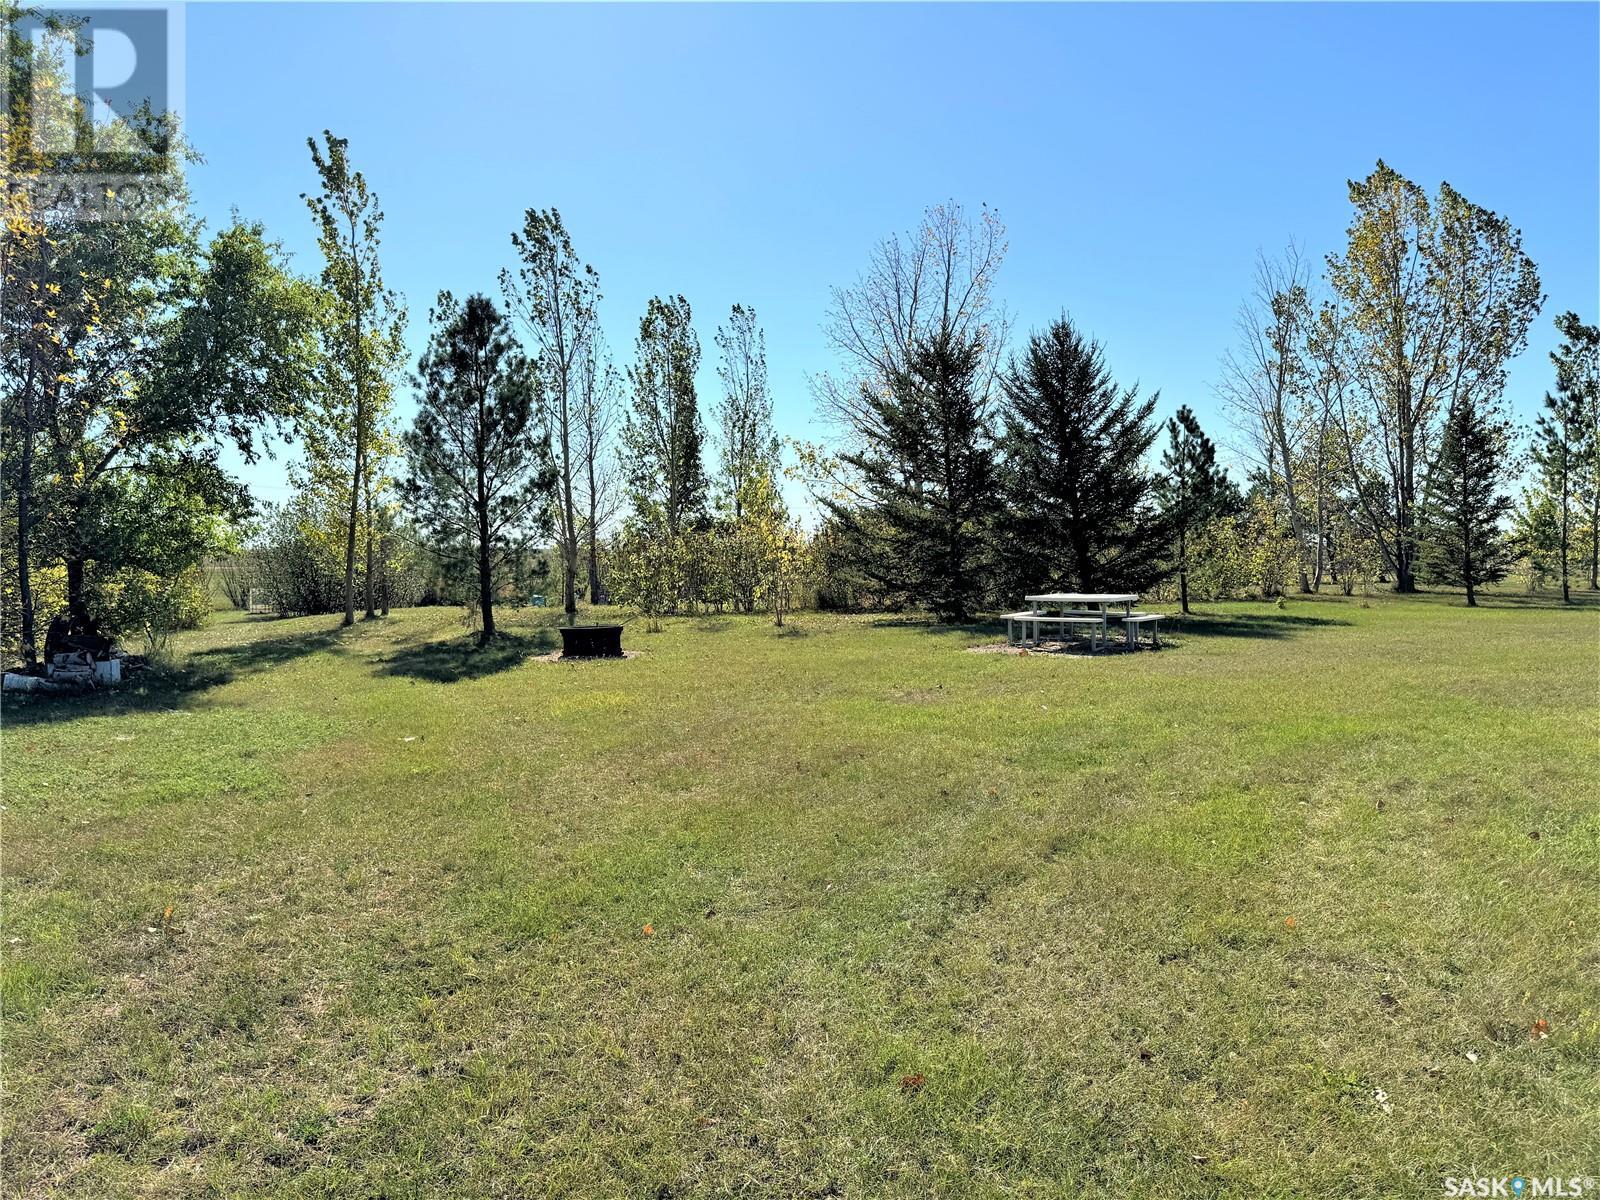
[3,596,1597,1198]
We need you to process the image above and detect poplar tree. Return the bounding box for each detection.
[714,304,779,517]
[502,207,598,624]
[1325,161,1541,592]
[575,328,622,603]
[714,304,780,610]
[623,295,706,539]
[303,131,405,625]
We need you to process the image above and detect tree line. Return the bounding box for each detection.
[5,12,1596,664]
[804,172,1596,619]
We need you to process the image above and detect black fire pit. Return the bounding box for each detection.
[559,624,624,659]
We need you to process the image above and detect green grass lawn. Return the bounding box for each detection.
[3,595,1598,1198]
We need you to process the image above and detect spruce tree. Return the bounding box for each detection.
[1156,405,1239,614]
[1418,401,1515,606]
[996,316,1167,595]
[826,330,996,622]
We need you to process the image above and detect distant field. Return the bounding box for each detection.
[3,594,1597,1198]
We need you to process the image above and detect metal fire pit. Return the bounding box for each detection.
[559,624,624,659]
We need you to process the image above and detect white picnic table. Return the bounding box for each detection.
[1012,593,1141,650]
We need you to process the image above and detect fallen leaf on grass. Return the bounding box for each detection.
[1465,1050,1480,1063]
[899,1073,925,1093]
[1531,1019,1551,1041]
[1528,830,1540,841]
[1378,991,1400,1012]
[1283,917,1296,930]
[641,924,655,937]
[1373,1087,1393,1115]
[1137,1047,1155,1063]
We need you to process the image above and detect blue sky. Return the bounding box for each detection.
[174,2,1600,511]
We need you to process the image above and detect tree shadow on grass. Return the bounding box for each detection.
[1465,591,1600,610]
[2,627,351,728]
[374,629,554,684]
[871,616,1010,640]
[1168,612,1351,640]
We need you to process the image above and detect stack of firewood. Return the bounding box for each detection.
[46,650,99,685]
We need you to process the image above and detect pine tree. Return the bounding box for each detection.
[996,316,1167,595]
[1532,385,1588,603]
[826,330,996,622]
[1156,405,1239,614]
[401,293,555,645]
[1418,401,1515,606]
[1549,313,1599,590]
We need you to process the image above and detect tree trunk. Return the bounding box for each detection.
[586,528,603,604]
[65,556,90,626]
[343,440,361,625]
[15,374,38,669]
[1560,456,1571,604]
[477,505,495,647]
[1393,414,1417,593]
[380,529,391,616]
[1178,522,1191,615]
[585,434,603,603]
[362,484,377,619]
[342,216,364,628]
[1590,495,1599,591]
[476,376,495,645]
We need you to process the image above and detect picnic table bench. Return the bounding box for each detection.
[1120,612,1165,648]
[1007,593,1169,652]
[1003,611,1111,649]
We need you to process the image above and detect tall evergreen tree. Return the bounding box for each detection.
[1549,312,1599,590]
[1531,385,1588,604]
[825,330,996,622]
[996,317,1167,594]
[1418,401,1515,606]
[402,293,555,645]
[1156,405,1238,614]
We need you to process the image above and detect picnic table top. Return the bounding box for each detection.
[1024,592,1139,605]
